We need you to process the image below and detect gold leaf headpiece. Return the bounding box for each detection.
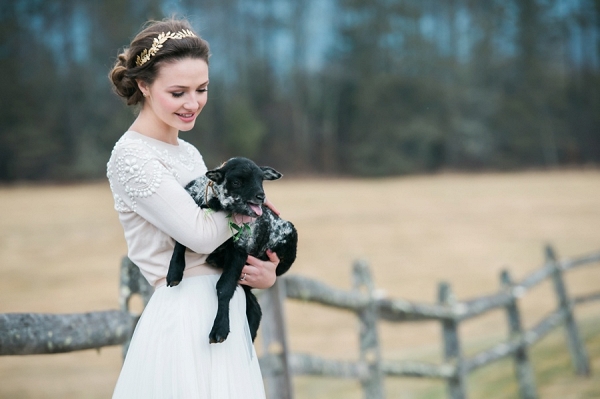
[136,29,197,67]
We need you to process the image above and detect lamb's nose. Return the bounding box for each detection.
[256,192,265,201]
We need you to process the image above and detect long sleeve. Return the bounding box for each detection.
[107,131,231,286]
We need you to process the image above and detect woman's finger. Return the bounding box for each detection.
[264,198,281,216]
[245,255,262,268]
[239,253,278,289]
[265,249,280,265]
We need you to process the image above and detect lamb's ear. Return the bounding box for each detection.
[206,168,225,183]
[261,166,282,181]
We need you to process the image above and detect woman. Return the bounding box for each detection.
[107,18,277,398]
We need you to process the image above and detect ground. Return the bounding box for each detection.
[0,170,599,398]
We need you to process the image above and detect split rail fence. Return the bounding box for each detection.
[259,245,600,399]
[0,245,599,399]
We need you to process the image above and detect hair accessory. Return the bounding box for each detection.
[136,29,197,67]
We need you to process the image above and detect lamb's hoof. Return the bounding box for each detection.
[166,271,182,287]
[209,327,229,344]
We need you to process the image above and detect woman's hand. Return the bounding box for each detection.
[264,198,280,216]
[239,249,279,289]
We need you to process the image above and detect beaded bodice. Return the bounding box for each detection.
[107,131,203,212]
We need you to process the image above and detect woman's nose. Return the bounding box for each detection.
[183,99,199,112]
[184,93,204,111]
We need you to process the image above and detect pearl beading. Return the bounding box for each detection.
[107,135,201,212]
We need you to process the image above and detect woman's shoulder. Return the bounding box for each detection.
[108,131,194,161]
[112,131,200,157]
[107,132,158,172]
[107,131,206,184]
[177,137,205,162]
[111,130,164,151]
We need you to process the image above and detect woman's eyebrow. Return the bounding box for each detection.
[167,81,209,89]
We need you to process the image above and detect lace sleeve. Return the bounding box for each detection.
[107,144,162,212]
[107,141,232,254]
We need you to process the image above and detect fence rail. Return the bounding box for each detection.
[0,257,147,357]
[0,245,599,399]
[0,310,133,355]
[259,245,600,399]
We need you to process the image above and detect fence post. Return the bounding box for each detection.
[260,278,294,399]
[119,256,153,359]
[500,270,538,399]
[353,260,384,399]
[438,282,467,399]
[546,245,591,376]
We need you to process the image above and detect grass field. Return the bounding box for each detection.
[1,170,599,398]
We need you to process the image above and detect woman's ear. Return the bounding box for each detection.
[136,79,150,98]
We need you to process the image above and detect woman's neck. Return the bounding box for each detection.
[130,109,179,146]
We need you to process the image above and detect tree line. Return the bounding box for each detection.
[0,0,598,181]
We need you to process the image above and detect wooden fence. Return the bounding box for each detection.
[0,245,599,399]
[259,245,600,399]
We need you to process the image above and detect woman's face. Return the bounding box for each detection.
[138,57,209,134]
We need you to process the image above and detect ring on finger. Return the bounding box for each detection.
[240,272,247,281]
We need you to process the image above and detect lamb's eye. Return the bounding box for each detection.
[231,179,241,188]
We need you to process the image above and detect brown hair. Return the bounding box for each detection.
[109,18,210,106]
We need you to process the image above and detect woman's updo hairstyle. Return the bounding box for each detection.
[109,18,210,106]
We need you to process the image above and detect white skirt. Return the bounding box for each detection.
[113,274,266,399]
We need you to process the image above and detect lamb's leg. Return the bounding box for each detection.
[243,285,262,342]
[166,241,186,287]
[209,248,247,343]
[272,230,298,277]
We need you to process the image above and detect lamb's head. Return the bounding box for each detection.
[205,157,282,217]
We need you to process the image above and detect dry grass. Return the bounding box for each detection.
[1,170,599,398]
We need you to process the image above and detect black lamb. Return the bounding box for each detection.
[166,157,298,344]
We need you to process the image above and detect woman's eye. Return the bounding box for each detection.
[197,88,208,93]
[171,92,184,98]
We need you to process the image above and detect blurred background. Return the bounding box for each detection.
[1,1,600,398]
[0,0,599,181]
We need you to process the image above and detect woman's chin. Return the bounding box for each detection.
[178,123,196,132]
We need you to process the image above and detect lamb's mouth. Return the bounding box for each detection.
[247,202,263,217]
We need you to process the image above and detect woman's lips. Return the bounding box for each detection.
[176,112,195,123]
